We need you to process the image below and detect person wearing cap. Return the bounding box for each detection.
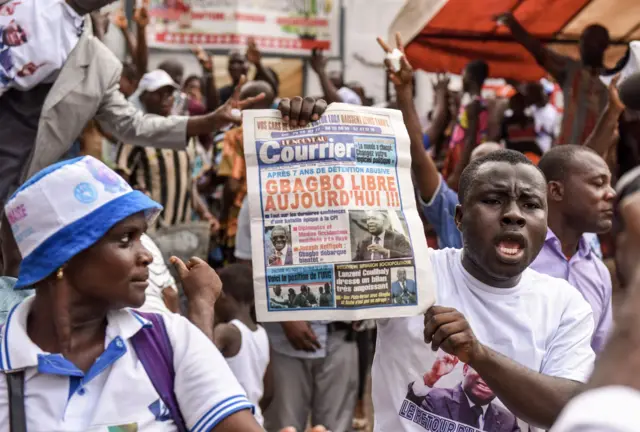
[0,0,264,215]
[0,155,265,431]
[115,69,218,232]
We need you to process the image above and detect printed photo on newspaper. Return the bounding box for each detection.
[243,103,435,321]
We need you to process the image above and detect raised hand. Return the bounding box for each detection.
[377,33,413,97]
[170,256,222,305]
[16,62,44,78]
[433,73,450,101]
[608,73,626,114]
[133,0,150,28]
[246,37,262,66]
[210,75,265,128]
[277,96,327,128]
[192,45,213,72]
[424,306,485,364]
[112,8,128,30]
[310,48,328,74]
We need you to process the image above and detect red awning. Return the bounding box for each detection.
[389,0,639,81]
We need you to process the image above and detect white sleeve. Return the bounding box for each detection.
[541,282,595,382]
[165,313,254,431]
[551,386,640,432]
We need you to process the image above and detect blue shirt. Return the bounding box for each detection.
[419,175,463,249]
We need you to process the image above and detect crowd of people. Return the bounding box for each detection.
[1,0,640,431]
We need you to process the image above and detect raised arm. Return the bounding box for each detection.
[309,49,342,104]
[446,98,481,190]
[192,46,220,112]
[132,0,150,76]
[495,12,569,83]
[376,35,441,202]
[112,9,138,63]
[96,61,263,149]
[585,75,625,158]
[247,37,279,95]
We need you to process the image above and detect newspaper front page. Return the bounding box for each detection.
[244,103,435,321]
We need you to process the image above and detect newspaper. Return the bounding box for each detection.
[145,0,340,57]
[243,103,435,321]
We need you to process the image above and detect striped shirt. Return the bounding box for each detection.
[115,139,196,231]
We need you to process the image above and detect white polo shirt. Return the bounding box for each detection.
[0,296,253,431]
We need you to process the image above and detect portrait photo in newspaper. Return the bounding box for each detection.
[243,103,436,321]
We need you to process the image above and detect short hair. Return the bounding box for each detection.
[183,75,201,88]
[158,60,184,83]
[465,60,489,86]
[538,145,599,183]
[270,225,288,238]
[458,149,538,204]
[218,263,254,304]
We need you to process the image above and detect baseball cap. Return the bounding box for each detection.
[4,156,162,289]
[137,69,179,94]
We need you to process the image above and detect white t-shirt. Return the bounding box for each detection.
[532,103,561,153]
[0,0,83,95]
[0,297,253,431]
[225,320,270,426]
[372,248,595,432]
[552,386,640,432]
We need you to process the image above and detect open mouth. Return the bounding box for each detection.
[494,234,526,263]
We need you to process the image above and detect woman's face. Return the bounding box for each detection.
[64,213,153,309]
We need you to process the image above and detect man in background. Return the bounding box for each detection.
[497,12,609,145]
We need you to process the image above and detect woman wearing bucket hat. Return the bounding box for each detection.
[0,156,264,431]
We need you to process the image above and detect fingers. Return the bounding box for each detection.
[430,320,470,351]
[311,99,327,121]
[289,97,303,127]
[611,73,621,88]
[424,306,459,342]
[395,32,404,53]
[230,75,248,103]
[170,256,189,280]
[186,256,207,270]
[298,97,316,126]
[306,326,322,349]
[376,36,392,53]
[237,92,266,110]
[278,98,291,122]
[400,56,412,73]
[382,59,402,86]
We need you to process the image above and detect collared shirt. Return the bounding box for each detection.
[418,175,463,249]
[463,392,488,429]
[0,296,253,431]
[530,229,612,353]
[370,231,387,259]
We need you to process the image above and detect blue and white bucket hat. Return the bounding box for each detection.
[4,156,162,289]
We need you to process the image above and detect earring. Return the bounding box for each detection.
[56,267,64,280]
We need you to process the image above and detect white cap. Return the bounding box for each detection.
[138,69,179,93]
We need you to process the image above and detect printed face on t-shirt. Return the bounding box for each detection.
[4,21,27,47]
[462,364,495,406]
[458,161,547,282]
